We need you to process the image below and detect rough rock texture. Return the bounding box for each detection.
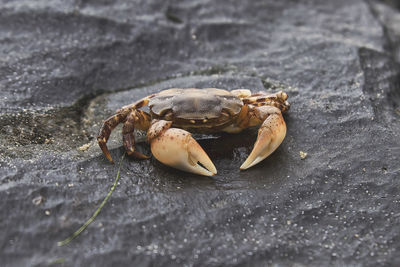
[1,0,399,266]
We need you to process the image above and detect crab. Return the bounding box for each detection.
[97,88,290,176]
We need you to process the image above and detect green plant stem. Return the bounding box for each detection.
[58,153,125,246]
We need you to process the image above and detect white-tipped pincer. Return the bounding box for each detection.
[240,113,287,170]
[150,128,217,176]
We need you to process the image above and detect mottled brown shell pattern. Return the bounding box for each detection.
[149,88,243,121]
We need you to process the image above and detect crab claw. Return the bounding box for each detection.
[240,113,287,170]
[150,128,217,176]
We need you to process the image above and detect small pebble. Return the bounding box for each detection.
[78,143,90,151]
[45,210,51,216]
[299,151,308,159]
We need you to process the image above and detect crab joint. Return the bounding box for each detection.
[149,128,217,176]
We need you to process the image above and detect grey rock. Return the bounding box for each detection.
[0,0,399,266]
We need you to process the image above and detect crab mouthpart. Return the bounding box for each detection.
[150,128,217,176]
[240,113,286,170]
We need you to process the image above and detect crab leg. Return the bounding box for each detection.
[240,106,287,170]
[98,96,152,163]
[148,120,217,176]
[122,110,151,159]
[242,91,290,113]
[98,112,128,163]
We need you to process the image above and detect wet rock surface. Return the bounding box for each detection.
[1,0,399,266]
